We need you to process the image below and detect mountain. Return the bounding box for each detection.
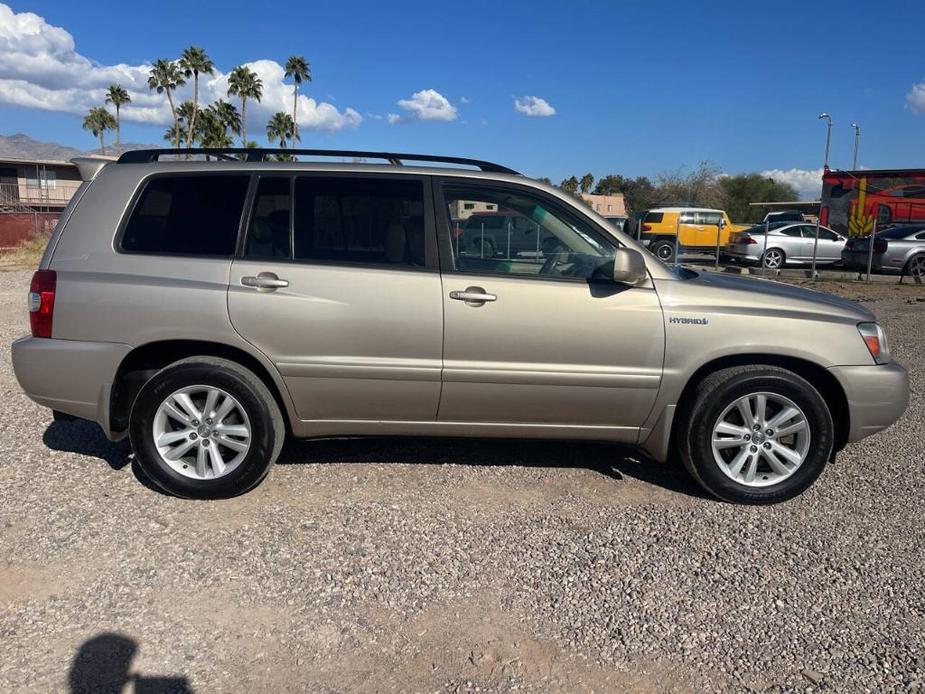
[0,133,157,161]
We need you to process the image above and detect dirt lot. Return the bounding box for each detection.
[1,267,923,693]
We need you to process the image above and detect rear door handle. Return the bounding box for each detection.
[449,287,497,305]
[241,272,289,291]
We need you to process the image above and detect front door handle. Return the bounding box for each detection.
[241,272,289,291]
[449,286,497,305]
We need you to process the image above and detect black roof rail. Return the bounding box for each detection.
[116,148,520,174]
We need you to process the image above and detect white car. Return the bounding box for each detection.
[726,222,846,269]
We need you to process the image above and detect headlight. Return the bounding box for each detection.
[857,322,890,364]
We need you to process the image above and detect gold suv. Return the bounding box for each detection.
[11,149,909,504]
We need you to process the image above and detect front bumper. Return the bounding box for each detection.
[11,336,132,439]
[829,361,909,443]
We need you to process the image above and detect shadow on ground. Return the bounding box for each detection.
[42,420,707,500]
[68,632,192,694]
[279,436,708,499]
[43,420,132,471]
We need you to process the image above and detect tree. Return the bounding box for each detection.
[559,176,580,196]
[284,55,311,147]
[227,65,263,149]
[653,161,725,209]
[579,172,595,194]
[720,174,798,223]
[266,111,297,149]
[535,176,553,186]
[594,174,656,214]
[196,105,235,148]
[104,84,130,148]
[179,46,215,149]
[148,59,186,148]
[211,99,242,142]
[82,106,117,154]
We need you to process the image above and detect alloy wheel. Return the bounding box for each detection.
[762,249,784,269]
[152,385,251,480]
[711,392,811,487]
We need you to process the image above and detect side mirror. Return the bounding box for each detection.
[611,247,647,285]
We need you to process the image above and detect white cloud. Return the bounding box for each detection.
[906,82,925,114]
[514,95,555,117]
[760,167,824,200]
[0,3,361,133]
[389,88,457,124]
[460,96,470,104]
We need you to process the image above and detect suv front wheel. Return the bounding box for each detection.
[677,365,834,504]
[129,357,285,499]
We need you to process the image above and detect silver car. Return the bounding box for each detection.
[726,222,847,269]
[11,148,909,505]
[841,225,925,280]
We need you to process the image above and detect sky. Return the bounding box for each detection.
[1,0,924,198]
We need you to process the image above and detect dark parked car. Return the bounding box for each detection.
[842,224,925,279]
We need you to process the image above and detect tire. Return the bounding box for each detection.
[761,248,786,269]
[903,254,925,282]
[650,240,676,262]
[676,365,834,504]
[129,357,285,499]
[468,237,496,259]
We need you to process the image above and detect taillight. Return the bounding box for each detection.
[29,270,56,338]
[874,239,887,253]
[742,235,757,245]
[642,224,652,231]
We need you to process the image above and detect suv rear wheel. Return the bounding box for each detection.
[677,365,833,504]
[650,239,675,262]
[129,357,285,499]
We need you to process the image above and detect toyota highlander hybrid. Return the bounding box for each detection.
[12,149,909,504]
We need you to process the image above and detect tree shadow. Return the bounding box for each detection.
[278,436,709,499]
[68,632,192,694]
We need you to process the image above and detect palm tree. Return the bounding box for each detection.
[284,56,311,146]
[178,46,215,149]
[266,111,297,149]
[212,100,241,142]
[148,59,186,148]
[104,84,130,148]
[196,105,235,148]
[580,172,595,194]
[227,65,263,149]
[82,106,117,154]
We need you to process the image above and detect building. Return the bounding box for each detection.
[0,157,81,249]
[581,192,626,217]
[447,199,498,221]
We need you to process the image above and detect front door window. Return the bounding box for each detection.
[442,184,616,281]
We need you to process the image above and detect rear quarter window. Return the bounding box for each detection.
[121,174,250,256]
[644,212,664,223]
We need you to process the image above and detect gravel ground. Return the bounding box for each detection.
[0,267,923,693]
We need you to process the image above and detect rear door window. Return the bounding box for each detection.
[121,175,250,255]
[293,177,426,267]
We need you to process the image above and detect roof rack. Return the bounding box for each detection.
[116,148,520,174]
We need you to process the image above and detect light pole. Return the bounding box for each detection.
[851,122,861,170]
[819,112,833,169]
[811,113,833,279]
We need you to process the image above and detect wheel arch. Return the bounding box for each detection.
[672,353,850,453]
[109,339,293,436]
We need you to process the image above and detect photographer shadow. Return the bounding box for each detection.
[68,632,192,694]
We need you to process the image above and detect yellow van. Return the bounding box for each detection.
[639,207,747,262]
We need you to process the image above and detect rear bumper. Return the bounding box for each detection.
[829,361,909,443]
[11,336,132,439]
